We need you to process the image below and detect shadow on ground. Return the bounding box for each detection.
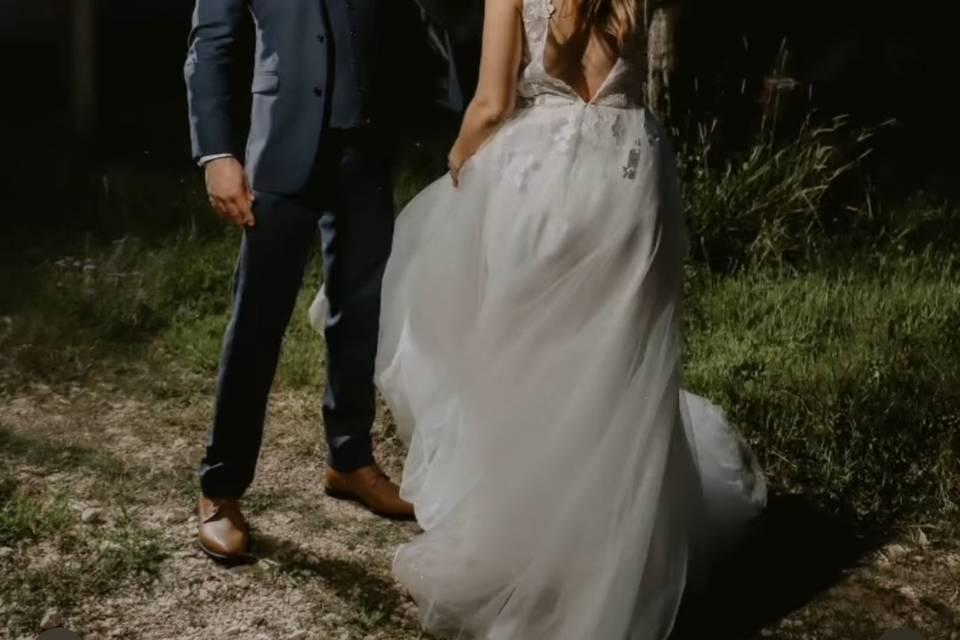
[252,532,416,623]
[671,492,883,639]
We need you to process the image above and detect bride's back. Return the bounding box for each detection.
[541,0,641,103]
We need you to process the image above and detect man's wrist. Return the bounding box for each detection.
[199,153,234,167]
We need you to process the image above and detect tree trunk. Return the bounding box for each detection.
[72,0,96,136]
[645,1,680,125]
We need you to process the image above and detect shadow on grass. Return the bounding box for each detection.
[250,531,425,633]
[671,492,884,639]
[0,422,196,501]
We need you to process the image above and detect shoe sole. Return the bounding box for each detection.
[324,485,416,522]
[197,538,255,565]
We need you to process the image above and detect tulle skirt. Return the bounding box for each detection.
[311,101,766,639]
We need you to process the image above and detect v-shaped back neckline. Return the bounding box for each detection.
[540,0,625,105]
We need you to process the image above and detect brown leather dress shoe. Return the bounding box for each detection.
[325,464,415,520]
[197,496,251,560]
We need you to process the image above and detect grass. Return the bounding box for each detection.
[0,483,73,548]
[684,255,960,521]
[0,420,198,506]
[678,114,859,270]
[2,238,956,529]
[0,474,166,632]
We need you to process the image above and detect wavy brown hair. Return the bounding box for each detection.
[553,0,640,51]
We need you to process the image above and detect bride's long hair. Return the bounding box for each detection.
[553,0,640,51]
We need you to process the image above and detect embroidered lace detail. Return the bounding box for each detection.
[495,1,655,189]
[504,151,543,191]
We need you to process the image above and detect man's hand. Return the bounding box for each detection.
[205,157,255,227]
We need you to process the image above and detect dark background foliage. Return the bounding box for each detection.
[0,0,957,248]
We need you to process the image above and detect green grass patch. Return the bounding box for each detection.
[0,473,167,635]
[0,423,197,504]
[684,255,960,522]
[1,517,165,635]
[0,486,73,548]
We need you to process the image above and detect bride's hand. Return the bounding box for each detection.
[448,149,468,188]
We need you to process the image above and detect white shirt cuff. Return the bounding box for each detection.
[199,153,234,167]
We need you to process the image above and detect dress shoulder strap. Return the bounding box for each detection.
[520,0,555,59]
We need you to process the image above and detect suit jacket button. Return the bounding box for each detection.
[317,34,325,43]
[313,87,324,97]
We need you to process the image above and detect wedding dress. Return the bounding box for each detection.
[310,1,766,637]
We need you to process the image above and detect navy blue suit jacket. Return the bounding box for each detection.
[185,0,466,194]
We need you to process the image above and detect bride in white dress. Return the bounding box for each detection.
[313,0,766,637]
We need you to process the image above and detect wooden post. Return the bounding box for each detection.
[646,1,679,125]
[72,0,96,136]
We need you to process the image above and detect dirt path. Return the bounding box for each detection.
[1,379,957,640]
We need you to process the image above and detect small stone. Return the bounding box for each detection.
[285,632,307,640]
[81,507,104,524]
[223,625,245,636]
[164,510,190,524]
[883,543,909,560]
[321,613,342,625]
[917,528,930,548]
[230,563,259,575]
[898,585,920,604]
[0,546,14,558]
[40,608,63,629]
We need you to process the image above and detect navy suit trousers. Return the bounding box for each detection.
[200,126,394,498]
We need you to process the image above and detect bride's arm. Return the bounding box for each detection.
[447,0,523,186]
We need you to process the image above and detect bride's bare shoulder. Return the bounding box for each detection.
[486,0,525,12]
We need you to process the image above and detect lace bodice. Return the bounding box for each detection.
[518,0,647,108]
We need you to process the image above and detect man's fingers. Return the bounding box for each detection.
[223,198,248,227]
[239,203,256,227]
[229,195,255,228]
[204,157,253,226]
[243,192,256,223]
[210,193,250,227]
[211,197,235,225]
[209,196,229,220]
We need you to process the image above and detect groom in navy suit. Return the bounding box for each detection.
[185,0,463,559]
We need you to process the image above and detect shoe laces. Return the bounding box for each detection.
[206,498,248,529]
